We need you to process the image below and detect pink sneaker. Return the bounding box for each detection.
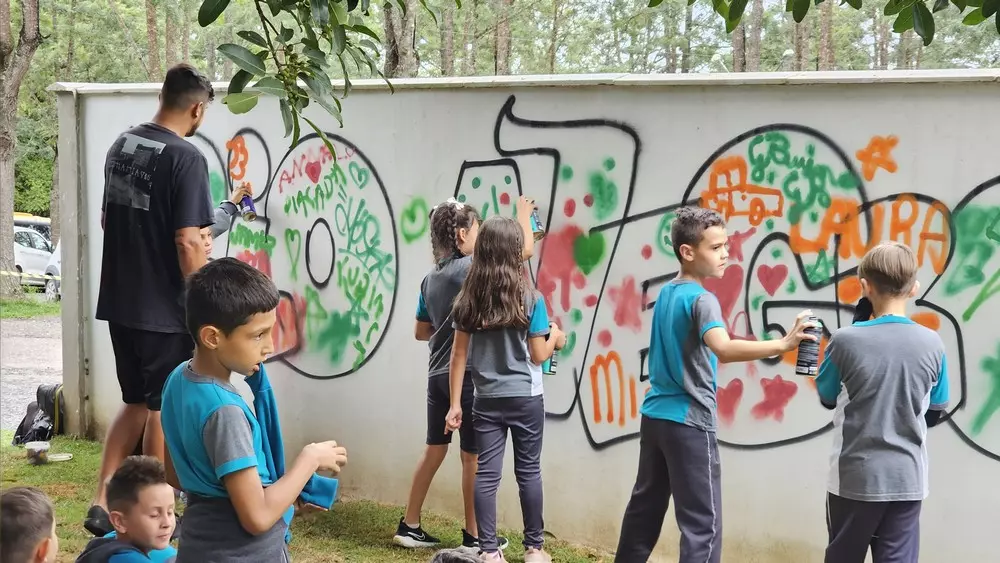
[524,547,552,562]
[480,550,506,562]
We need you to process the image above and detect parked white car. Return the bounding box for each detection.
[44,239,61,300]
[13,225,53,286]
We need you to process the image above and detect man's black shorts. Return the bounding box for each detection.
[427,373,476,454]
[108,323,193,411]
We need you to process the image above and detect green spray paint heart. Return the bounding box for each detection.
[285,229,302,280]
[573,231,606,275]
[349,161,369,190]
[400,198,430,244]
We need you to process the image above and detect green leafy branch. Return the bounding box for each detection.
[199,0,456,154]
[648,0,1000,46]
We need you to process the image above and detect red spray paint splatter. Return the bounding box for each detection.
[641,245,652,260]
[584,294,598,307]
[572,271,587,289]
[564,199,576,218]
[717,378,744,427]
[500,192,511,206]
[536,225,584,313]
[757,264,789,296]
[751,375,799,422]
[597,330,613,347]
[702,264,743,321]
[583,194,594,207]
[273,292,305,355]
[236,250,272,279]
[727,227,756,262]
[608,276,643,333]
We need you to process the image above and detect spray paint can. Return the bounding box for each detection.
[239,195,257,222]
[542,350,558,376]
[794,315,822,377]
[529,207,546,241]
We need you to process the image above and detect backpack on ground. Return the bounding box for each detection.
[12,383,65,446]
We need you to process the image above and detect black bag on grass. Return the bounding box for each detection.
[12,383,65,446]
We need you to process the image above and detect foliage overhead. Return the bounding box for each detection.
[648,0,1000,46]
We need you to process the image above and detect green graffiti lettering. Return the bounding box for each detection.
[334,185,395,293]
[399,197,430,244]
[588,170,618,221]
[963,268,1000,322]
[805,250,833,285]
[971,343,1000,436]
[655,212,677,257]
[284,167,343,217]
[348,161,369,190]
[284,229,302,280]
[229,223,277,254]
[573,231,606,275]
[946,206,1000,296]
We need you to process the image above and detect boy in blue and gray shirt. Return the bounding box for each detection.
[816,241,948,563]
[615,207,816,563]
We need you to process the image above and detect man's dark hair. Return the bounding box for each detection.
[185,257,280,343]
[0,486,54,562]
[160,63,214,111]
[671,206,726,259]
[107,455,168,513]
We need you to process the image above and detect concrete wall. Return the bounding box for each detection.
[55,71,1000,561]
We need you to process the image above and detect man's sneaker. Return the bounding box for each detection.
[392,517,441,548]
[460,529,510,552]
[524,547,553,563]
[83,505,112,537]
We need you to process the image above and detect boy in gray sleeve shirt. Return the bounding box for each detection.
[201,182,252,259]
[815,241,949,563]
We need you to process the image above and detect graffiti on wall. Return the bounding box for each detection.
[189,95,1000,462]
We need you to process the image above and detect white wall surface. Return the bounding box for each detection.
[56,72,1000,562]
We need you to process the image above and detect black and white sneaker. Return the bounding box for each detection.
[392,518,441,548]
[459,528,510,552]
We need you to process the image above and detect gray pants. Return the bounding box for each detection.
[615,417,722,563]
[825,493,921,563]
[473,395,545,552]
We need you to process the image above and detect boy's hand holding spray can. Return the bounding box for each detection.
[231,181,257,222]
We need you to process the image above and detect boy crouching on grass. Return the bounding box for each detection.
[160,257,348,562]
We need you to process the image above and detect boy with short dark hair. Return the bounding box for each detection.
[614,206,816,563]
[76,456,177,563]
[0,486,58,563]
[160,257,348,562]
[816,241,948,563]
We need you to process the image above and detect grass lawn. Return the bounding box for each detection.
[0,296,61,319]
[0,432,610,562]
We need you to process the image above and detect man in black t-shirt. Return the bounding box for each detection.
[85,64,216,537]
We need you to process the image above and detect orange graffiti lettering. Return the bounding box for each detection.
[226,135,249,181]
[589,351,637,427]
[700,155,785,226]
[790,196,949,275]
[911,312,941,331]
[856,135,899,181]
[838,276,863,304]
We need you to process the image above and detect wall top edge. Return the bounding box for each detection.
[48,69,1000,95]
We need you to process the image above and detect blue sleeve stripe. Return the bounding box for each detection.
[215,456,258,480]
[815,360,842,404]
[699,321,724,338]
[416,292,430,322]
[929,354,949,409]
[528,296,550,337]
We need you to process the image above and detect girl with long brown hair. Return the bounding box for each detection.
[395,197,536,554]
[445,216,566,563]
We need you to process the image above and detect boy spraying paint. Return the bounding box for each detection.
[816,241,948,563]
[202,182,254,260]
[614,206,817,563]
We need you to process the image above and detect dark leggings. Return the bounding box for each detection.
[472,395,545,552]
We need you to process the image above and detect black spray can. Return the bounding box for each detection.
[239,195,257,222]
[795,315,822,377]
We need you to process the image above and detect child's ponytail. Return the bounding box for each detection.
[430,198,480,267]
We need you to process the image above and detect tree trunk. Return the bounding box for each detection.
[681,2,693,73]
[439,2,455,76]
[382,0,418,78]
[50,146,59,246]
[819,0,834,70]
[731,22,746,72]
[493,0,514,75]
[164,3,177,70]
[896,30,912,69]
[206,33,216,79]
[794,17,811,72]
[0,0,42,297]
[547,0,560,73]
[145,0,161,80]
[65,0,77,78]
[221,21,234,79]
[462,0,478,75]
[746,0,764,71]
[182,1,190,62]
